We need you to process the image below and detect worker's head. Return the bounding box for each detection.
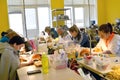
[98,23,113,40]
[9,36,25,51]
[69,24,80,38]
[56,27,64,35]
[45,26,51,35]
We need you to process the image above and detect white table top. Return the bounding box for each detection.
[77,59,116,79]
[79,60,112,73]
[17,65,84,80]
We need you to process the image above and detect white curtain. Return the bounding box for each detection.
[8,0,49,5]
[64,0,96,5]
[8,0,49,13]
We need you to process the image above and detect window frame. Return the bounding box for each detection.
[8,0,97,39]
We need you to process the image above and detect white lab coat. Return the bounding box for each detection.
[58,32,72,44]
[96,34,120,56]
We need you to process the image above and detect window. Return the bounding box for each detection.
[8,0,50,39]
[25,8,37,29]
[8,0,97,39]
[38,7,50,32]
[64,0,97,28]
[64,7,73,28]
[74,7,84,27]
[9,13,24,35]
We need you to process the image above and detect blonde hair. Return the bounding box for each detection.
[6,31,19,39]
[6,29,13,33]
[45,26,51,32]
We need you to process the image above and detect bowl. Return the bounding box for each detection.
[84,55,93,65]
[95,57,110,70]
[96,63,109,71]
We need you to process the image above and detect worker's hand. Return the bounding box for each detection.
[103,50,112,54]
[80,48,90,56]
[27,58,34,65]
[92,47,103,52]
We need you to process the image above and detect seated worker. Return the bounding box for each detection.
[80,23,120,56]
[95,23,120,55]
[45,26,58,39]
[0,29,19,43]
[0,31,8,42]
[0,36,34,80]
[57,27,72,41]
[69,24,90,47]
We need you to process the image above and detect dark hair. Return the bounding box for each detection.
[98,23,113,34]
[69,24,79,33]
[1,32,8,37]
[42,31,45,35]
[9,36,25,45]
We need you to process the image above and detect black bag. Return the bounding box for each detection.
[24,41,33,52]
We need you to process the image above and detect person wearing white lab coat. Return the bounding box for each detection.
[80,23,120,56]
[95,23,120,56]
[57,27,72,43]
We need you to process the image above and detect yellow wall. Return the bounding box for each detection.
[97,0,106,25]
[105,0,120,24]
[97,0,120,25]
[0,0,9,37]
[50,0,64,10]
[50,0,64,27]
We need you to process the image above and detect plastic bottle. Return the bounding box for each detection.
[42,52,49,74]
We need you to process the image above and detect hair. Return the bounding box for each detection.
[1,32,8,37]
[69,24,81,40]
[6,29,13,33]
[6,31,19,40]
[42,31,45,35]
[45,26,51,32]
[9,36,25,45]
[57,27,64,32]
[98,23,113,34]
[69,24,80,33]
[56,27,65,36]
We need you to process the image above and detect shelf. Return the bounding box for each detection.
[53,14,70,20]
[52,19,70,22]
[52,8,70,12]
[52,8,72,27]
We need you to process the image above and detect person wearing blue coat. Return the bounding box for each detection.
[45,26,58,39]
[69,24,90,47]
[0,31,9,42]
